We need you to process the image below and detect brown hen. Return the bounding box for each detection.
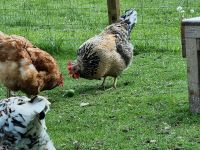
[0,32,64,97]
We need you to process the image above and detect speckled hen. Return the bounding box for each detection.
[67,8,137,88]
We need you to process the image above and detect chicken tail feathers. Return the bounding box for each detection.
[120,8,137,34]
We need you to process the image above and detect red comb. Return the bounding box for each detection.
[67,61,73,71]
[73,73,80,79]
[67,61,74,77]
[67,60,80,79]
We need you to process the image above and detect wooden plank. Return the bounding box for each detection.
[197,39,200,51]
[181,24,186,57]
[182,17,200,26]
[186,38,199,85]
[186,38,199,84]
[184,26,200,38]
[185,38,200,113]
[107,0,120,24]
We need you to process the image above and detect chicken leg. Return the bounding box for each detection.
[101,77,106,87]
[100,77,107,90]
[113,77,117,89]
[101,77,117,90]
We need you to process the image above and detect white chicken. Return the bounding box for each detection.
[0,96,55,150]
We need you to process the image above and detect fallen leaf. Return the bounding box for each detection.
[150,140,156,143]
[80,102,90,107]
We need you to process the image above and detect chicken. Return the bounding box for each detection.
[0,32,64,97]
[67,8,137,88]
[0,96,55,150]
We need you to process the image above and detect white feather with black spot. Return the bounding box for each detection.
[0,96,55,150]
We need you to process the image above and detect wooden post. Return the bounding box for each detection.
[181,17,200,113]
[181,24,186,57]
[107,0,120,24]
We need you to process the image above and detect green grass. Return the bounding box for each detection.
[1,0,200,149]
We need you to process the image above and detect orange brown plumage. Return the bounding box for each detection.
[0,31,64,96]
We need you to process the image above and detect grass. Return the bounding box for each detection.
[45,52,191,150]
[1,0,200,149]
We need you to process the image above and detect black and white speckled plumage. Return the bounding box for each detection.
[0,96,55,150]
[69,8,137,88]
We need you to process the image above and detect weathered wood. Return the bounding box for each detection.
[107,0,120,24]
[185,38,200,113]
[197,39,200,51]
[181,24,186,57]
[184,26,200,38]
[182,17,200,113]
[186,38,199,85]
[182,17,200,26]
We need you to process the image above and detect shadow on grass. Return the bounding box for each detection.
[75,83,101,95]
[73,78,135,95]
[164,107,200,127]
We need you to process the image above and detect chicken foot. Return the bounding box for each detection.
[100,76,117,90]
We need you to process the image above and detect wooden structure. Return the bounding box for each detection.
[181,17,200,113]
[107,0,120,24]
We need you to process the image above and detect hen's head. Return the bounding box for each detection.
[67,61,80,79]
